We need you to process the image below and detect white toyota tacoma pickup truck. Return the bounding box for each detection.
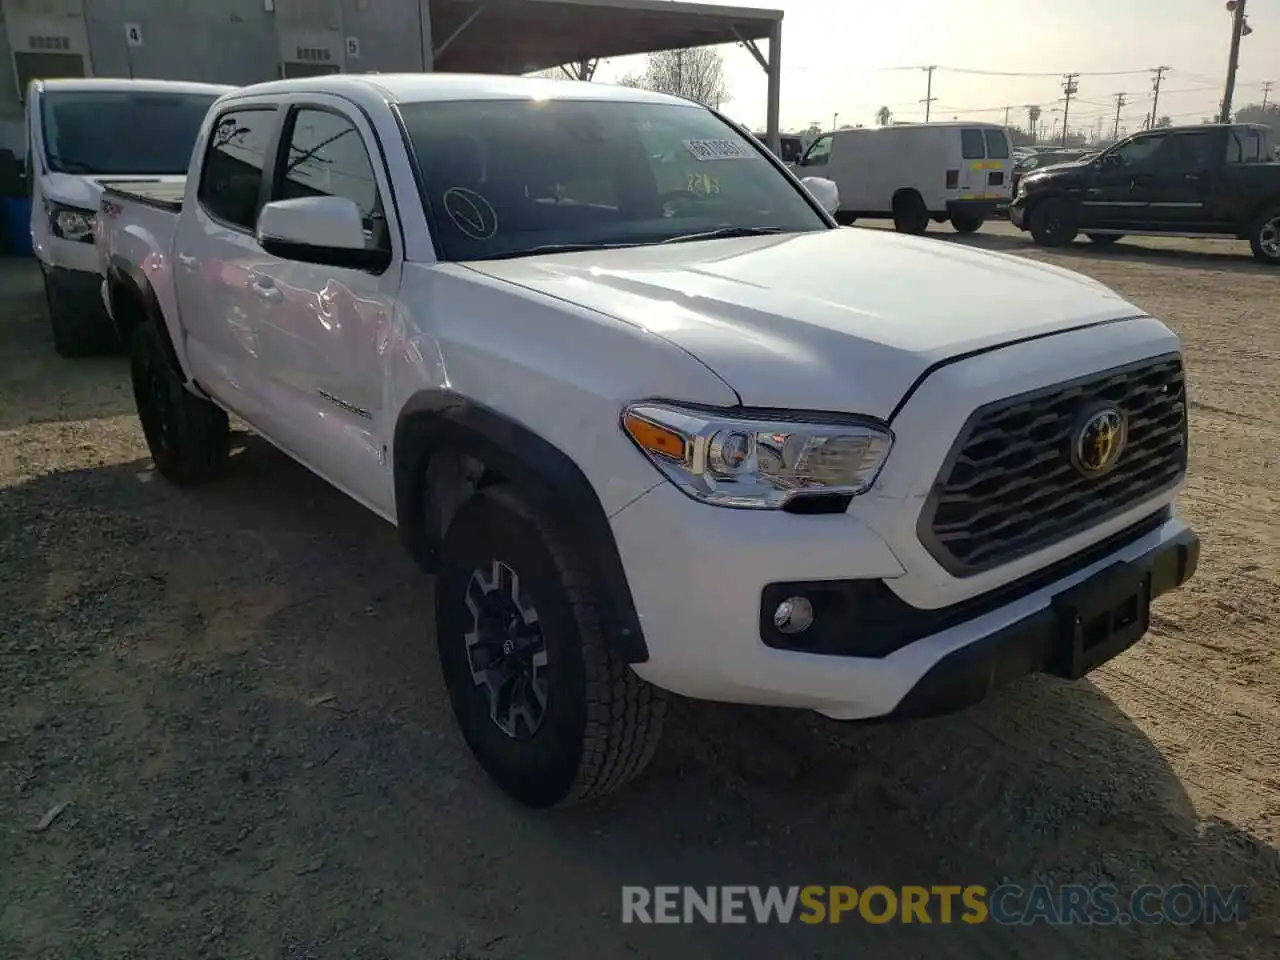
[97,74,1199,808]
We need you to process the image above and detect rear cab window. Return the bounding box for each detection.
[1226,127,1267,163]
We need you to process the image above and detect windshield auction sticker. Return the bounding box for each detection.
[682,138,755,161]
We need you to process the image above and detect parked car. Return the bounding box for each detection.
[793,121,1014,233]
[99,74,1199,808]
[1011,123,1280,262]
[26,77,232,356]
[753,132,804,164]
[1010,148,1095,195]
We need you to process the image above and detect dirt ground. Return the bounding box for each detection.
[1,225,1277,960]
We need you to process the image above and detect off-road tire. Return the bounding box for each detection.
[435,485,666,807]
[1247,206,1280,265]
[892,191,930,235]
[1086,233,1123,246]
[1028,197,1078,247]
[949,212,985,234]
[130,323,229,483]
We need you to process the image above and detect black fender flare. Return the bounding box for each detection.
[106,256,184,378]
[394,391,649,663]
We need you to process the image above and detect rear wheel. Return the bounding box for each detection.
[949,212,985,234]
[1028,197,1078,247]
[892,191,929,235]
[435,486,666,807]
[1086,233,1123,246]
[1248,206,1280,265]
[130,323,229,483]
[834,211,857,226]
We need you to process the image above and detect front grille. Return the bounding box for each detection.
[919,354,1187,576]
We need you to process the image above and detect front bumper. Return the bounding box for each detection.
[1009,197,1030,229]
[612,481,1198,720]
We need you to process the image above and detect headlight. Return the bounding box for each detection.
[49,204,96,243]
[621,402,893,509]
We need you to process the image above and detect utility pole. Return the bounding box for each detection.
[1112,92,1127,140]
[1003,105,1011,126]
[1149,65,1169,129]
[1061,73,1079,146]
[920,65,936,122]
[1263,80,1273,109]
[1220,0,1247,123]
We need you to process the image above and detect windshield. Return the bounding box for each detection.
[397,98,830,261]
[40,90,220,176]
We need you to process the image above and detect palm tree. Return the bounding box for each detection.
[875,105,892,127]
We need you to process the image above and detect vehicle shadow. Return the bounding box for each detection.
[940,229,1272,275]
[1,440,1274,959]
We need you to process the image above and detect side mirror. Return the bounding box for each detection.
[800,176,840,215]
[256,196,389,271]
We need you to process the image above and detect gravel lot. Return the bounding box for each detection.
[1,224,1277,959]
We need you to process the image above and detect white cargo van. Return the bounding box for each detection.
[793,122,1014,235]
[26,78,231,356]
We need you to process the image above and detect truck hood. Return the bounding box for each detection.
[465,228,1139,419]
[41,172,186,211]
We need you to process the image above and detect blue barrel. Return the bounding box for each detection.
[2,197,33,256]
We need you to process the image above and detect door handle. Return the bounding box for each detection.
[250,278,282,303]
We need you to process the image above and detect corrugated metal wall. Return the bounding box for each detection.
[0,0,433,153]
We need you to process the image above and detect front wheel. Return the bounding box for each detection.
[949,212,985,234]
[1028,198,1078,247]
[130,323,229,483]
[1248,206,1280,265]
[435,486,666,807]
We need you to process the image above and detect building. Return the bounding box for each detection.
[1,0,784,156]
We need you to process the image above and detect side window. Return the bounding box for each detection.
[1110,134,1166,168]
[799,134,832,167]
[197,108,276,229]
[961,129,985,159]
[277,108,389,251]
[1152,132,1213,171]
[1225,129,1263,164]
[983,129,1009,159]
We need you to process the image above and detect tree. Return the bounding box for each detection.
[1154,115,1173,128]
[1026,105,1041,139]
[617,48,730,109]
[1235,102,1280,128]
[875,105,892,126]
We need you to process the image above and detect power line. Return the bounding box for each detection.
[880,65,1153,78]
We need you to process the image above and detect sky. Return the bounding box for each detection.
[589,0,1279,137]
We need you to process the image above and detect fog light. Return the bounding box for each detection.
[773,596,814,634]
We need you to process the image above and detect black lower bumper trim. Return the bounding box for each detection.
[946,199,1000,218]
[888,526,1199,719]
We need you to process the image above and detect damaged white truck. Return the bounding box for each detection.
[97,74,1199,807]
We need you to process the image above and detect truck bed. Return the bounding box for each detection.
[101,178,186,212]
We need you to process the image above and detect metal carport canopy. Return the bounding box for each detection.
[425,0,785,150]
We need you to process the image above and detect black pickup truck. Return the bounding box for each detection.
[1010,123,1280,264]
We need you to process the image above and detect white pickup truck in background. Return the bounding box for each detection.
[96,74,1199,808]
[27,77,232,356]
